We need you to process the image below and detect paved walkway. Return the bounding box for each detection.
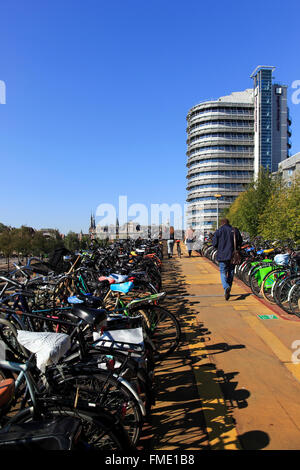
[140,245,300,451]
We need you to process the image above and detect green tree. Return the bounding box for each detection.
[226,167,281,237]
[79,235,90,250]
[0,229,14,270]
[64,231,80,252]
[0,223,10,233]
[31,232,48,257]
[259,173,300,244]
[12,226,34,261]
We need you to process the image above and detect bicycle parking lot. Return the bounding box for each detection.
[1,240,300,451]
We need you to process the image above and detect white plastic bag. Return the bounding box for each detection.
[274,253,290,266]
[17,331,71,372]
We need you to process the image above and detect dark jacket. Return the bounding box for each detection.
[212,223,243,262]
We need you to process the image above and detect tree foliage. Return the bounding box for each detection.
[226,167,300,243]
[258,173,300,243]
[64,231,80,252]
[0,226,66,267]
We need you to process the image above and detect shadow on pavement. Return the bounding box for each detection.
[231,293,252,301]
[139,252,270,451]
[238,430,270,450]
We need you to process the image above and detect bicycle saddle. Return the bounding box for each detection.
[71,304,107,327]
[110,281,134,294]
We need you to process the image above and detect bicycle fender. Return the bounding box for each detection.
[112,374,146,417]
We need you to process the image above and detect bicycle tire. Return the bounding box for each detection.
[82,347,155,417]
[249,266,264,298]
[288,280,300,317]
[135,305,181,360]
[274,274,300,314]
[249,263,276,298]
[261,268,288,304]
[241,261,256,286]
[49,369,144,446]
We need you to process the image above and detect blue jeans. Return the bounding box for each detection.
[219,261,235,292]
[167,239,174,255]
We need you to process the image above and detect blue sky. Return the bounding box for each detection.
[1,0,300,234]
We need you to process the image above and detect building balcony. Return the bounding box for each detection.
[187,174,252,185]
[188,111,254,124]
[187,154,254,167]
[187,149,254,164]
[187,138,254,149]
[187,125,254,138]
[187,179,251,192]
[187,189,244,202]
[187,163,254,176]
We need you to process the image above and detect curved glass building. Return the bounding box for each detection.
[186,89,255,232]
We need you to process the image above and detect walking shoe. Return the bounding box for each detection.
[225,287,231,301]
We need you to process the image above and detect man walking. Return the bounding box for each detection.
[167,226,175,258]
[212,218,242,300]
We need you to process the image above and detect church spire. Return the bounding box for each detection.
[89,212,96,239]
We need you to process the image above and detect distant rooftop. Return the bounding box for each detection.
[250,65,276,78]
[278,152,300,170]
[218,88,254,104]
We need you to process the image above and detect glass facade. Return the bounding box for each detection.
[251,66,289,173]
[259,69,272,170]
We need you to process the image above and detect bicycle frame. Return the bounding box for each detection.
[0,357,38,411]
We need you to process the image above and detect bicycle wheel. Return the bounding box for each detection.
[241,261,256,286]
[261,269,287,304]
[249,266,264,298]
[288,281,300,317]
[139,305,181,360]
[50,370,144,446]
[83,348,155,417]
[249,264,275,298]
[274,274,300,314]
